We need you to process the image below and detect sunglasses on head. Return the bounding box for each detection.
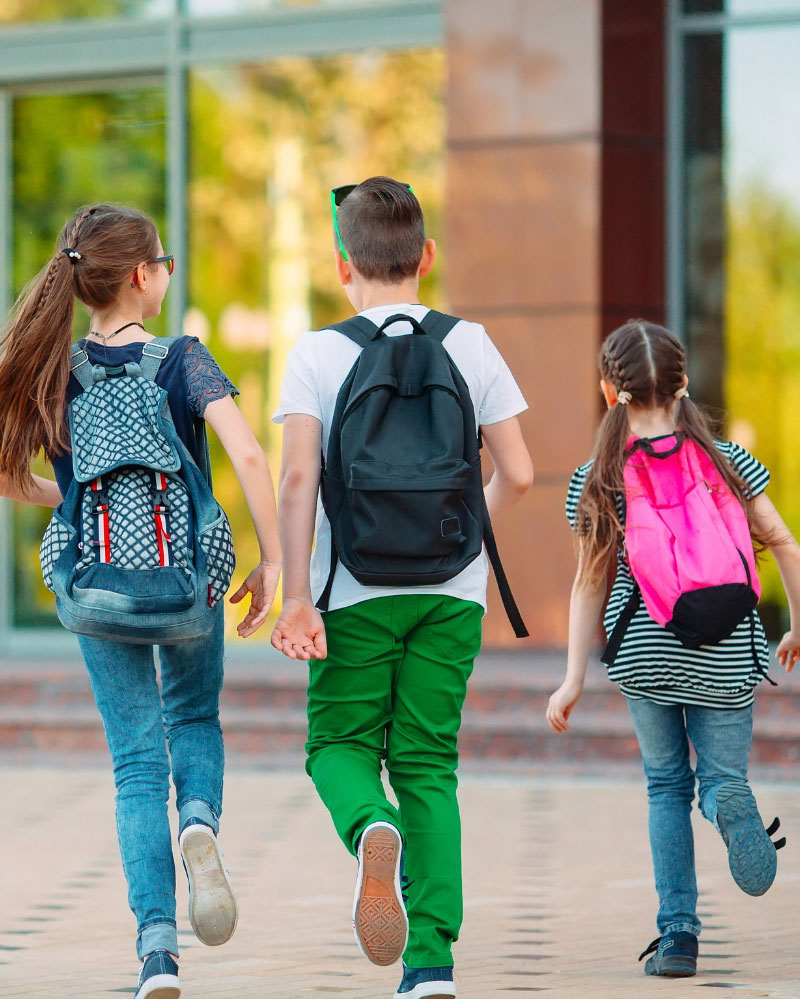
[150,254,175,275]
[330,183,415,262]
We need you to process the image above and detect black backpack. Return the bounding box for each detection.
[317,310,528,638]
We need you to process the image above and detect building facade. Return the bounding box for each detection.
[1,0,799,653]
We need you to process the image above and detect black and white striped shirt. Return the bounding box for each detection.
[565,441,772,709]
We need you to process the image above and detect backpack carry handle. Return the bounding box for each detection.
[375,313,428,339]
[626,432,685,460]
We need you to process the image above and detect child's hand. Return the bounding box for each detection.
[271,596,327,661]
[546,679,584,733]
[229,561,281,638]
[776,630,800,671]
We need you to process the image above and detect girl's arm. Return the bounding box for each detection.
[270,413,327,661]
[752,493,800,671]
[546,562,606,732]
[203,395,281,638]
[0,473,61,507]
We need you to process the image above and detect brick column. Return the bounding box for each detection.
[445,0,667,647]
[445,0,603,646]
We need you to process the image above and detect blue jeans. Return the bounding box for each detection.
[625,696,754,938]
[78,604,225,960]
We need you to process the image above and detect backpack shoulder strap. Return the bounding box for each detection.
[69,344,94,392]
[481,500,529,639]
[139,336,183,381]
[419,309,461,344]
[327,316,379,349]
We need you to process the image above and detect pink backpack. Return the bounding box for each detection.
[616,433,759,649]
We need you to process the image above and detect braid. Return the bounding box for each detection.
[602,341,629,393]
[62,207,95,252]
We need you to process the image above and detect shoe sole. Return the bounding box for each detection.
[394,983,456,999]
[645,959,697,978]
[716,786,777,896]
[353,822,408,967]
[179,825,238,946]
[135,973,181,999]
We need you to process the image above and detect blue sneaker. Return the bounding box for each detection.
[179,819,238,946]
[395,964,456,999]
[716,785,778,896]
[639,933,698,977]
[134,950,180,998]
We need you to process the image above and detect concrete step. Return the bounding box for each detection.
[1,650,798,771]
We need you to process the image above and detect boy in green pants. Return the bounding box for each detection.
[271,177,532,999]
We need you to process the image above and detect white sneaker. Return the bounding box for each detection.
[179,822,238,946]
[353,821,408,966]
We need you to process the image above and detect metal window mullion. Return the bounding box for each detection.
[678,9,800,33]
[0,90,13,638]
[665,0,686,340]
[166,5,188,341]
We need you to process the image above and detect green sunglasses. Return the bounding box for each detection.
[330,183,416,262]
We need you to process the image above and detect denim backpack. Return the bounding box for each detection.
[604,432,759,659]
[317,310,528,638]
[39,338,235,644]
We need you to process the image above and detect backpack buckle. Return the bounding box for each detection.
[141,343,169,360]
[91,491,109,513]
[153,490,170,514]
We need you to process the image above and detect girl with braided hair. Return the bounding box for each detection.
[546,319,800,978]
[0,204,281,998]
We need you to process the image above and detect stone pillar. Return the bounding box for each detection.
[445,0,667,647]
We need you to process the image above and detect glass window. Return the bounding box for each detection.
[11,84,166,627]
[0,0,173,25]
[188,48,444,633]
[683,25,800,630]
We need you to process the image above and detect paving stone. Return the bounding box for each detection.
[0,768,798,998]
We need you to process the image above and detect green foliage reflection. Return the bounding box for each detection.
[727,184,800,620]
[11,87,166,628]
[188,49,444,638]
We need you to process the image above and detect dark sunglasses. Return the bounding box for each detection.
[330,184,415,262]
[150,254,175,275]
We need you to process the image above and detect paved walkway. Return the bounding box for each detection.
[1,768,798,1000]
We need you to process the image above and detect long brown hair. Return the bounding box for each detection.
[0,204,160,494]
[575,319,761,588]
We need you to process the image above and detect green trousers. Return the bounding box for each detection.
[306,594,483,969]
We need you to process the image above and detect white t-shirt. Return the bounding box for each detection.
[272,302,528,612]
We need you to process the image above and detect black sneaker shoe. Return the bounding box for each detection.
[134,950,180,999]
[716,785,778,896]
[179,819,238,946]
[639,933,698,977]
[394,964,456,999]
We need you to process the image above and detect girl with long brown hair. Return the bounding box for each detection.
[0,204,281,998]
[546,319,800,978]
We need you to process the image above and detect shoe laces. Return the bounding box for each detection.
[766,816,787,850]
[638,937,661,962]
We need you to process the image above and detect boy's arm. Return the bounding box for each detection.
[752,492,800,671]
[0,473,61,507]
[546,564,606,732]
[481,416,533,517]
[270,413,327,661]
[203,395,282,637]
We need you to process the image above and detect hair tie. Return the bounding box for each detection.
[617,390,632,405]
[674,385,689,401]
[61,248,82,261]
